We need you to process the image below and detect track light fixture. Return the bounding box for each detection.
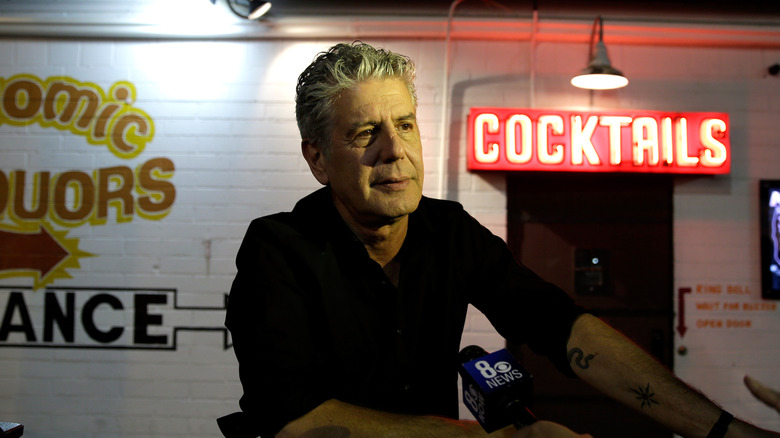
[211,0,271,20]
[244,1,271,20]
[570,16,628,90]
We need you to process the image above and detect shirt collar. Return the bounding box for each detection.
[293,187,436,258]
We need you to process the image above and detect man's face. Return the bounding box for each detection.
[316,78,424,227]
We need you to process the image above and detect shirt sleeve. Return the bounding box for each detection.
[225,217,330,437]
[454,207,588,377]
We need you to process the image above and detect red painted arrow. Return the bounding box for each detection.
[677,287,692,337]
[0,227,69,278]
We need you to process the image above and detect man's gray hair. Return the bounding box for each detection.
[295,41,417,155]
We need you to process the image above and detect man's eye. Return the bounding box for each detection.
[351,128,376,147]
[398,123,414,132]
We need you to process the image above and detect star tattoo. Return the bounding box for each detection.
[631,383,660,408]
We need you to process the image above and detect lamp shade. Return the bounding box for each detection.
[571,18,628,90]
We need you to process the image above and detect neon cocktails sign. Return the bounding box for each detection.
[467,108,729,174]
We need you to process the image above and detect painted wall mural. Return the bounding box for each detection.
[0,75,176,289]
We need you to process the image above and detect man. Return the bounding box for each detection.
[226,42,778,438]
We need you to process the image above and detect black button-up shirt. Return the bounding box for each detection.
[225,187,585,437]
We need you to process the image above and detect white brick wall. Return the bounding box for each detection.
[0,7,779,437]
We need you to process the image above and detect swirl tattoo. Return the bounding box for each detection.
[567,347,596,370]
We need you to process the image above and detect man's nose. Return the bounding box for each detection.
[377,129,406,162]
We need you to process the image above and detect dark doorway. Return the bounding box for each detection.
[506,172,674,438]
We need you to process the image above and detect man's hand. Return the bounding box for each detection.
[512,421,593,438]
[745,376,780,414]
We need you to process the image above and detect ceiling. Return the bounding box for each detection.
[262,0,780,23]
[0,0,778,41]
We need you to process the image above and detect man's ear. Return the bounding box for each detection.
[301,140,329,185]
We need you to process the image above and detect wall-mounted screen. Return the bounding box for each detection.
[760,180,780,299]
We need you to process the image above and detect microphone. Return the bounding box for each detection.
[458,345,537,432]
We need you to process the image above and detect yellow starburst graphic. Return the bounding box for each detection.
[0,222,93,289]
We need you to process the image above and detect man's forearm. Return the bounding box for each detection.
[276,399,514,438]
[567,314,778,438]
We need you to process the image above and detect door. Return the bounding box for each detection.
[506,172,673,438]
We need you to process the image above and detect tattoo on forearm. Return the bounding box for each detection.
[632,383,660,408]
[567,347,596,369]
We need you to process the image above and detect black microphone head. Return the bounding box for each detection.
[459,345,488,364]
